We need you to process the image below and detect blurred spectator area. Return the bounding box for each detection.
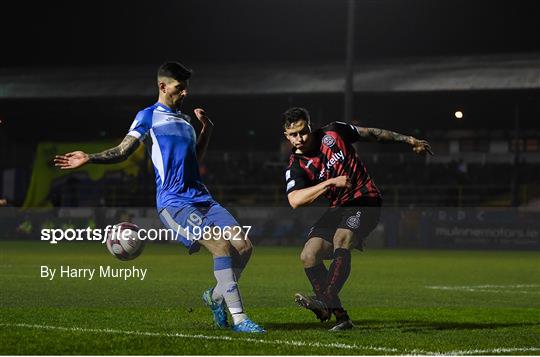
[43,145,540,207]
[3,126,539,207]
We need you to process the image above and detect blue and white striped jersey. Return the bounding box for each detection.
[127,102,212,208]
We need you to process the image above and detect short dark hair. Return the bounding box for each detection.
[157,61,192,81]
[282,107,311,129]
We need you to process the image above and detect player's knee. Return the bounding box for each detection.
[236,236,253,257]
[333,236,345,248]
[203,237,232,256]
[333,235,355,249]
[300,250,318,267]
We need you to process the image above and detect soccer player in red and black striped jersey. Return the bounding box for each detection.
[283,107,432,331]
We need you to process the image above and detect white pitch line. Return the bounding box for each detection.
[439,347,540,355]
[1,322,539,356]
[0,323,398,353]
[427,284,540,289]
[428,288,540,294]
[426,284,540,294]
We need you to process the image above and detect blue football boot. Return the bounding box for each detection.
[232,318,266,333]
[202,287,229,328]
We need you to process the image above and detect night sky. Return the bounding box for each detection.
[2,0,540,67]
[1,0,540,153]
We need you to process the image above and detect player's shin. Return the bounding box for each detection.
[304,263,328,298]
[211,262,246,302]
[324,248,352,309]
[211,250,249,301]
[212,256,248,325]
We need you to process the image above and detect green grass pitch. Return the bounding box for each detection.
[1,241,539,355]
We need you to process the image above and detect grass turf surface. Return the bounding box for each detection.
[1,241,539,355]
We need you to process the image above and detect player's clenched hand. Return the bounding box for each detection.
[193,108,214,127]
[410,138,434,156]
[53,151,89,170]
[331,175,352,189]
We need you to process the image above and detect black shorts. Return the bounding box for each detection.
[307,197,382,250]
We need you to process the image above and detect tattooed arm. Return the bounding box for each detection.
[87,135,140,164]
[356,126,434,155]
[53,135,140,170]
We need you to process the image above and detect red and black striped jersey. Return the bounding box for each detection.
[285,121,381,207]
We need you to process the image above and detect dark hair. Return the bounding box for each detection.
[157,61,192,81]
[282,107,311,129]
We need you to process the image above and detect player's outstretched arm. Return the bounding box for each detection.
[356,127,434,155]
[288,176,351,209]
[193,108,214,162]
[53,135,140,169]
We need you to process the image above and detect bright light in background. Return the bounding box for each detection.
[454,110,463,119]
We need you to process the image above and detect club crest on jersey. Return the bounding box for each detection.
[322,135,336,148]
[346,211,362,229]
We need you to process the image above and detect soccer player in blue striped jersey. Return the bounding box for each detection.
[54,61,264,333]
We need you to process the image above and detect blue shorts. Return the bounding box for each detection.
[158,201,240,254]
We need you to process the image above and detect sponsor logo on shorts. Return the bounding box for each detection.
[322,135,336,148]
[346,211,362,229]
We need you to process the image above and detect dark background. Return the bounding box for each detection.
[3,0,540,66]
[2,0,540,142]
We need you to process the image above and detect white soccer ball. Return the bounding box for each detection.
[106,222,145,261]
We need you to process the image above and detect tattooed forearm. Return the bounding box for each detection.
[356,127,413,144]
[88,135,140,164]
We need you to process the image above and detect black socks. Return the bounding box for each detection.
[324,248,352,309]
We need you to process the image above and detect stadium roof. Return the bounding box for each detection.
[1,53,540,99]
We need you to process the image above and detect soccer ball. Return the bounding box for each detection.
[105,222,145,261]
